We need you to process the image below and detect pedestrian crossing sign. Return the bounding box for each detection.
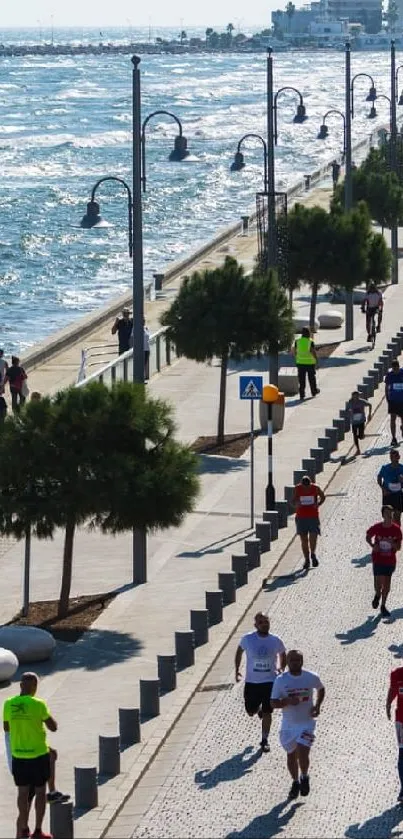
[239,375,263,400]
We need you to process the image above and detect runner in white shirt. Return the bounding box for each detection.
[271,649,325,799]
[235,612,286,753]
[361,283,383,341]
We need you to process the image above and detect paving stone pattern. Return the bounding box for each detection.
[130,414,403,839]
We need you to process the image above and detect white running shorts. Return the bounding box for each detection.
[279,721,316,753]
[395,721,403,747]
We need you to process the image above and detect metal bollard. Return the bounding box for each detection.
[231,553,249,587]
[241,215,249,234]
[99,735,120,777]
[140,679,160,719]
[119,707,140,747]
[263,511,278,540]
[310,447,324,473]
[301,458,316,480]
[325,427,338,452]
[153,272,164,292]
[50,801,74,839]
[245,537,261,568]
[190,609,209,647]
[218,571,236,605]
[255,522,271,553]
[293,469,306,486]
[205,590,223,625]
[318,437,331,462]
[157,655,177,693]
[175,630,195,668]
[276,499,289,527]
[332,418,345,442]
[74,767,98,810]
[283,486,294,514]
[304,173,311,190]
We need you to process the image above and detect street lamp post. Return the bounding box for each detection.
[391,41,399,285]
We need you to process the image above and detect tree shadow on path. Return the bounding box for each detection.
[29,628,143,675]
[345,804,403,838]
[227,799,303,838]
[335,614,381,645]
[194,746,261,790]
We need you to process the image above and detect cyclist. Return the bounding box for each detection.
[361,283,383,342]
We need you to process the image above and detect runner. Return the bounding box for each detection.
[361,282,383,341]
[235,612,286,753]
[271,649,325,800]
[292,476,326,570]
[377,449,403,524]
[386,665,403,802]
[347,390,372,456]
[385,360,403,448]
[366,505,402,618]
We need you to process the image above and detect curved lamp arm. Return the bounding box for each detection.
[351,72,376,119]
[396,64,403,99]
[320,109,346,154]
[235,133,268,189]
[141,109,186,192]
[85,176,133,257]
[273,86,306,144]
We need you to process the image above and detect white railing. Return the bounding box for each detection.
[76,327,177,388]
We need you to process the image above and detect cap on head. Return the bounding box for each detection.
[382,504,394,516]
[254,611,269,625]
[301,475,311,486]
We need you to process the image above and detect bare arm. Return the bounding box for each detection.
[235,646,243,682]
[278,651,286,672]
[44,716,57,732]
[316,487,326,507]
[311,346,318,363]
[111,318,119,335]
[311,686,325,717]
[3,722,9,732]
[271,695,300,710]
[386,685,395,720]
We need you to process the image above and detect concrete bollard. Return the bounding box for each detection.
[231,553,249,587]
[74,767,98,810]
[363,376,375,397]
[318,436,331,462]
[218,571,236,605]
[153,272,164,292]
[374,360,386,379]
[206,590,223,625]
[368,369,379,388]
[276,499,289,527]
[119,707,141,747]
[50,801,74,839]
[99,735,120,777]
[244,537,261,569]
[310,447,324,473]
[325,427,338,452]
[255,522,271,553]
[301,458,316,480]
[263,511,278,540]
[157,655,177,693]
[241,215,249,234]
[175,630,195,668]
[140,679,160,719]
[332,418,345,442]
[357,382,370,400]
[339,408,350,432]
[293,469,306,486]
[190,609,209,647]
[283,486,294,514]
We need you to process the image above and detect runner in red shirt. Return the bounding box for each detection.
[366,505,402,618]
[292,476,325,571]
[386,667,403,801]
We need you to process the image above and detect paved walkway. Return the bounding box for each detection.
[108,407,403,839]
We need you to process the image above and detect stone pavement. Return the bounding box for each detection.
[108,407,403,839]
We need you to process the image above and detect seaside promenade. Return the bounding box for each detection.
[0,181,402,838]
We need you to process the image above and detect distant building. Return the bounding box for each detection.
[272,4,322,35]
[325,0,382,33]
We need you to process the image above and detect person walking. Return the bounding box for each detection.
[361,282,383,340]
[366,504,402,618]
[3,672,57,839]
[331,159,341,190]
[271,649,325,800]
[0,348,8,389]
[347,390,372,455]
[111,307,133,355]
[6,356,28,414]
[292,328,320,401]
[377,449,403,524]
[385,360,403,448]
[144,319,150,381]
[235,612,286,753]
[386,665,403,802]
[293,475,325,570]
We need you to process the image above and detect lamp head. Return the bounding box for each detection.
[79,200,110,229]
[168,134,190,161]
[317,124,328,140]
[293,103,307,124]
[366,85,377,102]
[368,105,377,119]
[230,151,245,172]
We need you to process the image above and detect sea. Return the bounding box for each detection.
[0,25,399,354]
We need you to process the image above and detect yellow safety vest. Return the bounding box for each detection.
[295,336,315,365]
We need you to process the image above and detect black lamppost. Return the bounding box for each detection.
[230,133,268,191]
[141,109,189,191]
[396,62,403,104]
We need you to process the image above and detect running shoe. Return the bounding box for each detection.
[398,789,403,802]
[303,559,310,571]
[381,605,391,618]
[372,593,380,609]
[260,737,270,753]
[300,775,310,796]
[20,830,30,839]
[31,831,53,839]
[47,791,71,803]
[391,437,398,448]
[288,780,300,800]
[311,554,319,567]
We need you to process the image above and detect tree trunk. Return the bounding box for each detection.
[58,517,76,617]
[217,351,228,445]
[309,281,319,333]
[288,288,293,307]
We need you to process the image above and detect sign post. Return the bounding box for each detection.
[262,384,279,510]
[239,375,263,528]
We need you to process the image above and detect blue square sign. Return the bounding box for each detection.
[239,375,263,400]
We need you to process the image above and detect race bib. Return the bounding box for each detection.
[253,658,270,672]
[352,413,363,422]
[392,383,403,391]
[379,539,392,552]
[300,495,314,505]
[388,482,401,492]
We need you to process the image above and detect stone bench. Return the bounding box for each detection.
[318,310,344,329]
[278,366,299,396]
[293,316,319,333]
[0,626,56,663]
[0,648,18,682]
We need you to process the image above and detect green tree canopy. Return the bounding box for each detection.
[0,382,199,616]
[332,147,403,230]
[160,256,294,443]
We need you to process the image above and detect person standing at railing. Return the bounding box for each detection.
[144,319,150,382]
[111,307,133,355]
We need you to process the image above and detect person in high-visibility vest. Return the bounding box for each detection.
[293,328,320,401]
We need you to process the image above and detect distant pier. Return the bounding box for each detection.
[0,42,258,58]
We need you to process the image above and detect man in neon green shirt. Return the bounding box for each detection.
[3,672,57,839]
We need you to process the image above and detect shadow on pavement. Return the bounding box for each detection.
[178,528,251,558]
[198,455,248,475]
[29,629,143,674]
[227,799,303,838]
[345,805,403,838]
[320,357,362,368]
[351,553,372,568]
[345,345,373,355]
[263,572,303,593]
[335,614,382,645]
[363,446,394,457]
[195,746,261,790]
[388,637,403,658]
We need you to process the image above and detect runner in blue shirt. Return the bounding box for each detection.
[378,449,403,523]
[385,361,403,448]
